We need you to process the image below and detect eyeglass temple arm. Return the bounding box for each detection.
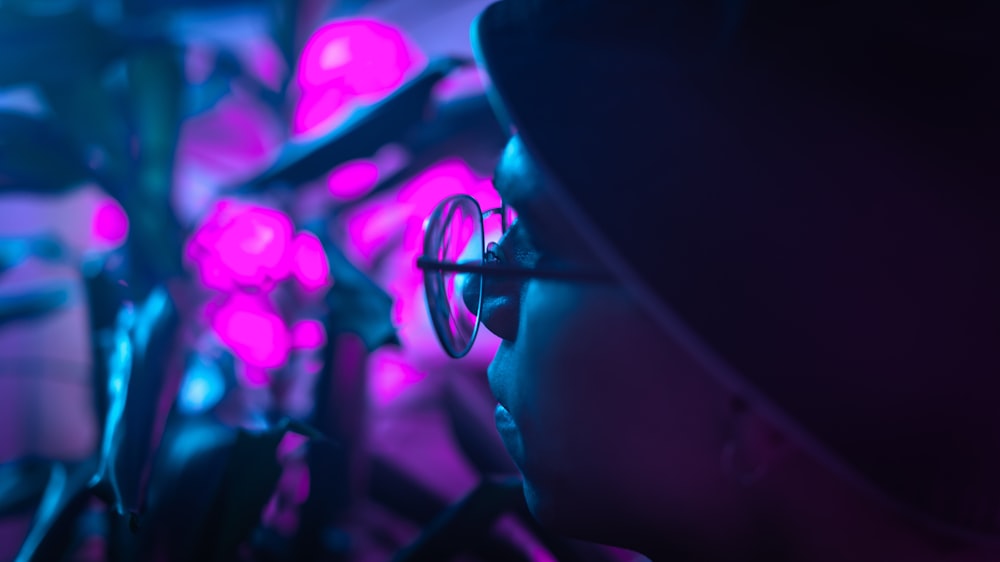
[415,257,614,282]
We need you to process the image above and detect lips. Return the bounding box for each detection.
[494,403,516,431]
[487,349,524,464]
[486,344,514,410]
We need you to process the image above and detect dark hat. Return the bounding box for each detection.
[473,0,1000,543]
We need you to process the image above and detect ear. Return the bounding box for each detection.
[721,396,791,486]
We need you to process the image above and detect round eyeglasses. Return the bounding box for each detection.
[416,194,614,358]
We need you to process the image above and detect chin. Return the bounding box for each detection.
[522,478,591,539]
[522,478,643,552]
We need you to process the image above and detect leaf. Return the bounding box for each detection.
[14,458,100,562]
[91,285,182,522]
[324,242,399,352]
[186,418,327,561]
[0,460,54,519]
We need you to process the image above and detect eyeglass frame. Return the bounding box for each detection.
[416,194,615,358]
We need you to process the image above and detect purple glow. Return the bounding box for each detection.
[291,319,326,350]
[288,462,310,503]
[432,65,489,103]
[184,41,215,85]
[277,432,308,459]
[186,200,295,291]
[290,232,331,292]
[328,159,379,199]
[208,292,290,371]
[174,90,284,224]
[242,36,286,92]
[368,348,425,407]
[345,202,411,265]
[91,197,129,248]
[238,363,271,388]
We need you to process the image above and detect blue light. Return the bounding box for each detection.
[177,358,226,414]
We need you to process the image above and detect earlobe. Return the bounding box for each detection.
[721,397,790,487]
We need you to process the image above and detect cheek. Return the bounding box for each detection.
[514,284,667,466]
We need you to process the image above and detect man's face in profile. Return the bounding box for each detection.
[479,135,735,548]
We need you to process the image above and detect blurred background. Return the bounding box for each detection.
[0,0,645,560]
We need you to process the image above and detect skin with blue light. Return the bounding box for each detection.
[470,136,997,562]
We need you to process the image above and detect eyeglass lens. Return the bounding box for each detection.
[423,196,484,357]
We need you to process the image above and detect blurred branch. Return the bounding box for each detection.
[0,284,72,328]
[323,241,399,351]
[14,458,100,562]
[124,42,187,298]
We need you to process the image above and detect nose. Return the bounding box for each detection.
[462,273,520,342]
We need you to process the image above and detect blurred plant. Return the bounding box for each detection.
[0,2,632,561]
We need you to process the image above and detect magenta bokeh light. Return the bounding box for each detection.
[290,232,331,292]
[186,200,334,372]
[298,19,416,95]
[328,159,380,200]
[291,319,326,350]
[91,197,129,248]
[186,200,295,291]
[208,292,290,372]
[294,18,424,135]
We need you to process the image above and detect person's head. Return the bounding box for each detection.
[420,0,1000,560]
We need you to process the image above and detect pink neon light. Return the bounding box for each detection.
[208,292,290,371]
[294,18,425,135]
[290,232,330,291]
[291,319,327,350]
[91,197,129,248]
[328,159,379,199]
[298,19,416,95]
[186,200,295,291]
